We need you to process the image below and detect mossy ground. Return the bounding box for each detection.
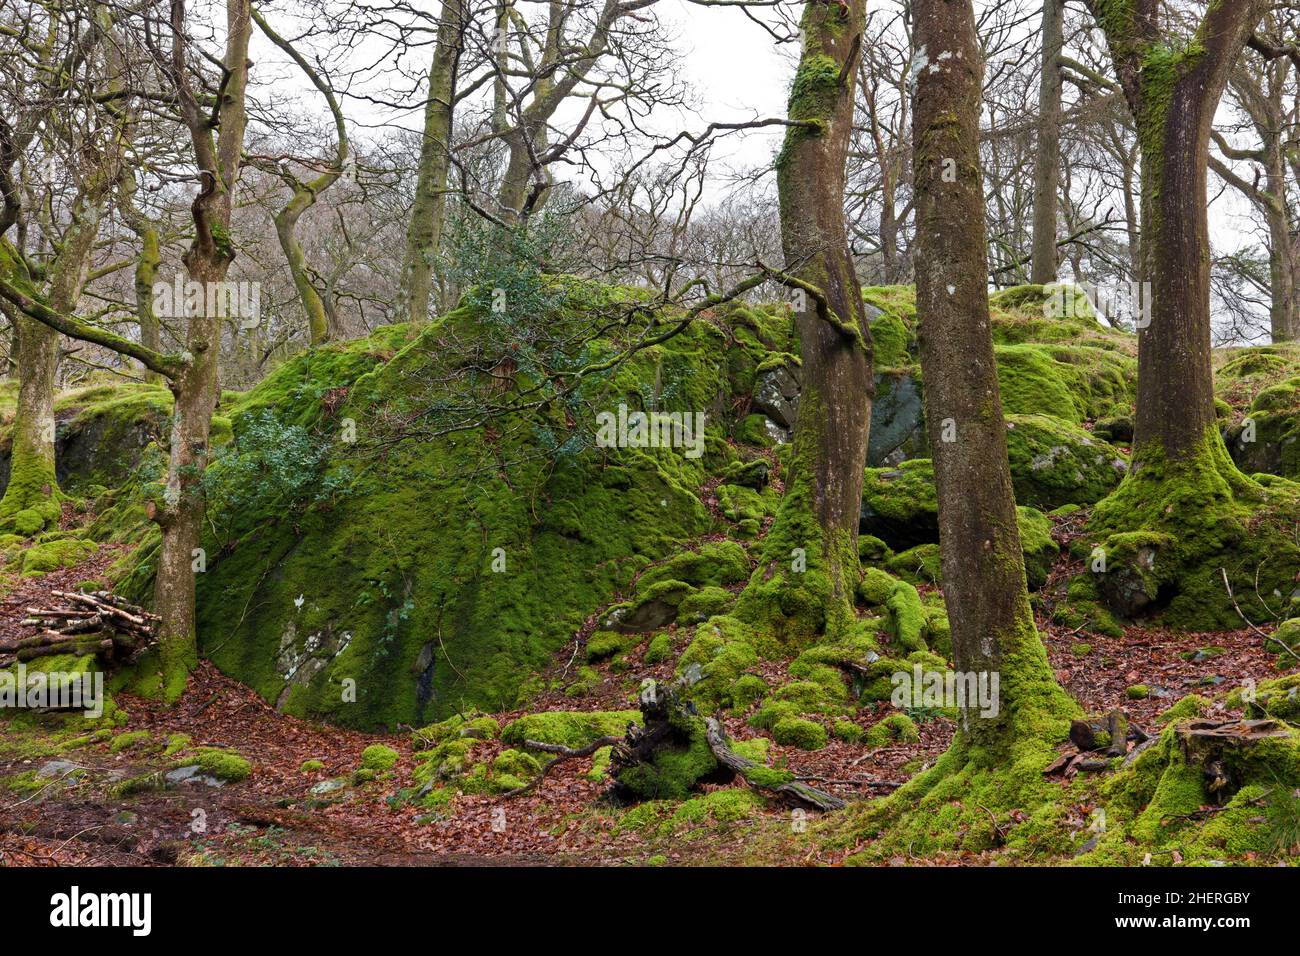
[5,283,1300,866]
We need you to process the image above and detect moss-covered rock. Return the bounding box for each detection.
[162,294,790,729]
[864,712,920,747]
[359,743,399,771]
[1005,414,1128,509]
[500,710,640,750]
[771,716,828,750]
[1087,428,1300,629]
[17,536,96,576]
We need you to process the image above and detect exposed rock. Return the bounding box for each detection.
[868,372,926,467]
[1005,414,1128,509]
[751,362,801,429]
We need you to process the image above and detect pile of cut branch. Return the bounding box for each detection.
[0,590,158,668]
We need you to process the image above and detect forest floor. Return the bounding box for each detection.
[0,513,1290,867]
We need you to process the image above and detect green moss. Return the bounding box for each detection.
[300,759,326,772]
[1051,574,1124,638]
[676,615,762,710]
[869,310,912,370]
[637,540,750,590]
[664,789,761,832]
[162,733,192,758]
[108,730,151,753]
[676,586,736,624]
[186,747,252,782]
[586,630,636,662]
[563,665,602,698]
[411,711,499,746]
[614,709,718,800]
[886,544,942,586]
[864,713,920,747]
[994,344,1084,423]
[359,744,399,771]
[772,716,828,750]
[1005,414,1128,509]
[1088,426,1298,629]
[173,298,756,730]
[643,633,673,665]
[833,719,864,743]
[18,536,97,575]
[1238,674,1300,725]
[492,748,542,779]
[728,673,769,711]
[500,710,640,750]
[1017,506,1060,591]
[1157,694,1211,726]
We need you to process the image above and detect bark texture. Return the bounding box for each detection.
[747,0,873,637]
[399,0,463,323]
[1030,0,1063,285]
[913,0,1071,754]
[1088,0,1269,462]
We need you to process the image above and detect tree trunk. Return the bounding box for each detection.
[1,312,61,533]
[135,225,162,370]
[151,285,221,697]
[0,189,105,533]
[738,0,873,639]
[1030,0,1063,285]
[1088,0,1268,464]
[1262,141,1298,342]
[497,123,549,222]
[149,0,252,699]
[399,0,463,323]
[912,0,1072,754]
[275,197,330,345]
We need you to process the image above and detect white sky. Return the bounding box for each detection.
[247,0,1269,334]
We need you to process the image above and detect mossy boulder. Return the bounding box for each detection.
[859,459,938,549]
[636,540,750,590]
[1225,376,1300,479]
[868,372,926,467]
[1004,414,1128,509]
[500,710,640,750]
[864,713,920,747]
[772,716,828,750]
[17,536,96,576]
[1084,424,1300,630]
[171,295,784,730]
[359,744,399,771]
[675,615,762,710]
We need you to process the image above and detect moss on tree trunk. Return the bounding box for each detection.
[736,0,873,643]
[911,0,1074,759]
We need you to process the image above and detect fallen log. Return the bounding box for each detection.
[501,735,625,798]
[704,717,846,812]
[16,639,111,662]
[9,590,157,671]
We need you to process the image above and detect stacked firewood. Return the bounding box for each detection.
[0,590,158,667]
